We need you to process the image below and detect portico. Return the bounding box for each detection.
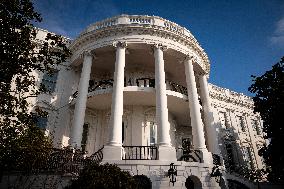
[69,40,213,163]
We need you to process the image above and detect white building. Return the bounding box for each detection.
[34,15,265,189]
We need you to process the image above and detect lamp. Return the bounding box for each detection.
[168,163,177,186]
[210,165,222,183]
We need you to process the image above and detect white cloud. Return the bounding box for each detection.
[270,17,284,46]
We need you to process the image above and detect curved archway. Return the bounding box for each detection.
[185,175,202,189]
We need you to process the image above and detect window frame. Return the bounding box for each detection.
[41,70,59,93]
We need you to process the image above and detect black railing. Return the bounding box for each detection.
[88,79,113,92]
[122,146,158,160]
[88,146,104,164]
[167,81,188,96]
[86,78,188,96]
[178,138,202,162]
[178,149,202,162]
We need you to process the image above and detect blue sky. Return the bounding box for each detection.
[34,0,284,96]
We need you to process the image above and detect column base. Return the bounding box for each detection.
[103,145,123,161]
[158,146,177,161]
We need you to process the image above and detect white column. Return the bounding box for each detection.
[184,56,207,150]
[154,44,171,147]
[199,74,220,154]
[108,41,126,146]
[70,51,93,148]
[154,44,176,161]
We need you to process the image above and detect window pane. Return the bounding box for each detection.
[150,122,156,145]
[219,112,227,128]
[42,71,58,92]
[237,116,246,132]
[34,115,47,129]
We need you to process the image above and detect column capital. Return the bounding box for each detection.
[80,50,96,59]
[184,54,197,63]
[153,43,167,51]
[113,41,127,48]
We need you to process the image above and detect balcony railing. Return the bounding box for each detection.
[88,78,188,96]
[166,81,188,96]
[122,146,158,160]
[88,79,113,92]
[88,146,104,164]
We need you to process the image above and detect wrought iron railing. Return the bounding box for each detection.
[88,79,113,92]
[122,146,158,160]
[166,81,188,95]
[87,78,188,96]
[88,146,104,164]
[178,149,202,162]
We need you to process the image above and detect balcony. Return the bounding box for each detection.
[88,78,188,96]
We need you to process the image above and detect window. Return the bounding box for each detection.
[41,71,58,93]
[251,120,261,135]
[219,112,227,129]
[122,122,125,144]
[225,142,236,171]
[243,147,254,169]
[35,116,48,129]
[81,123,89,151]
[149,122,157,145]
[236,116,246,132]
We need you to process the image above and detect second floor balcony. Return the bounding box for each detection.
[87,77,188,96]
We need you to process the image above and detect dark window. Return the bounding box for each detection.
[243,147,254,170]
[237,116,246,132]
[122,122,125,144]
[42,71,58,93]
[35,116,48,129]
[252,120,261,135]
[225,143,236,171]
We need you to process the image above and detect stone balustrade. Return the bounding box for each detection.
[80,14,197,44]
[88,78,188,96]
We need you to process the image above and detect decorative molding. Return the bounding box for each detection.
[113,41,127,48]
[153,43,167,51]
[208,83,254,109]
[79,50,95,59]
[69,15,210,74]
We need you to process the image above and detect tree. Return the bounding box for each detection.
[65,163,137,189]
[0,0,70,173]
[248,56,284,182]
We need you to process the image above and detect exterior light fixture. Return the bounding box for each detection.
[210,165,222,183]
[168,163,177,186]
